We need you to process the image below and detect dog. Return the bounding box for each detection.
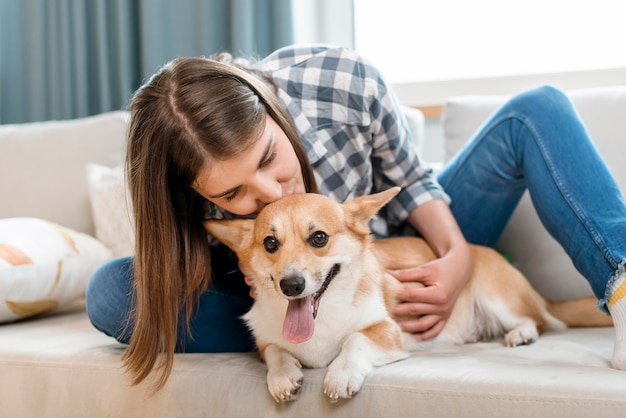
[203,187,612,402]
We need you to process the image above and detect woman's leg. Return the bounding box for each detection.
[85,257,135,344]
[85,246,255,352]
[437,85,626,367]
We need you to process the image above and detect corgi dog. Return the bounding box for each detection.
[203,187,611,402]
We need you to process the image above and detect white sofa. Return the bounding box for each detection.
[1,86,625,418]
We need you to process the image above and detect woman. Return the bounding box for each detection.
[86,45,626,389]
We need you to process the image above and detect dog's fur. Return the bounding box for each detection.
[204,187,612,402]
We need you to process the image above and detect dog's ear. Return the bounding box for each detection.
[203,219,255,254]
[342,187,401,226]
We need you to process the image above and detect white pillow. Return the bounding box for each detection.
[86,163,135,258]
[0,217,112,323]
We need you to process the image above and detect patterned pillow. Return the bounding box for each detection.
[0,217,112,323]
[86,163,135,258]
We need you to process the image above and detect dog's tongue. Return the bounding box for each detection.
[283,295,314,344]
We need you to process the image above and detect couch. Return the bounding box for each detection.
[1,86,625,417]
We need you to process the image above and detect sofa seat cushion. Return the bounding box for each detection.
[0,308,623,417]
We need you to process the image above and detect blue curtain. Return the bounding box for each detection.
[0,0,294,124]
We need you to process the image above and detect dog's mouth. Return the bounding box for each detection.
[312,263,341,319]
[282,264,341,344]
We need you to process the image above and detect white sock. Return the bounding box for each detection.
[608,269,626,370]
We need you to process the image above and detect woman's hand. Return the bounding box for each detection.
[392,199,472,340]
[388,246,471,340]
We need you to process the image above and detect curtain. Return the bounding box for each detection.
[0,0,294,124]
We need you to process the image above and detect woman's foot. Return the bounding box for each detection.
[609,265,626,369]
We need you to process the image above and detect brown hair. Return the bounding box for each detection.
[123,55,318,390]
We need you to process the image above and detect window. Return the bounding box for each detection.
[352,0,626,107]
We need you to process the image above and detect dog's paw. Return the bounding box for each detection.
[504,325,538,347]
[324,374,365,401]
[323,368,367,401]
[268,375,303,402]
[267,362,304,402]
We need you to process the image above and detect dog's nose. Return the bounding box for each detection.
[280,275,305,297]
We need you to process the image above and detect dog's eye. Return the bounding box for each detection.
[263,236,279,253]
[309,231,328,248]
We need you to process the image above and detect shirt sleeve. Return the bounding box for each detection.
[360,53,451,226]
[258,45,451,230]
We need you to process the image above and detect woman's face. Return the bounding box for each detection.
[193,115,306,216]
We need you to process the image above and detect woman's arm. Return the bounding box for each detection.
[388,199,472,340]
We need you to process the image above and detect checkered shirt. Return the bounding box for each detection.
[207,45,450,238]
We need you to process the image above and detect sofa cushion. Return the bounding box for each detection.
[0,111,129,236]
[0,217,111,323]
[0,309,623,417]
[86,163,135,258]
[442,85,626,301]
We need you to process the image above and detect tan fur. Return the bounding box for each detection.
[204,187,612,402]
[355,257,379,307]
[361,319,404,352]
[373,235,611,329]
[548,298,613,327]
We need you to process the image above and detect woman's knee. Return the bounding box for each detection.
[85,257,135,342]
[506,85,571,114]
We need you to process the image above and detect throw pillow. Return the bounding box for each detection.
[86,163,135,258]
[0,217,112,323]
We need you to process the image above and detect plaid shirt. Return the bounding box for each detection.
[208,45,449,238]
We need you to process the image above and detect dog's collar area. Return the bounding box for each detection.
[312,263,341,319]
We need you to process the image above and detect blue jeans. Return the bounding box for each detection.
[438,85,626,311]
[86,85,626,352]
[86,246,256,352]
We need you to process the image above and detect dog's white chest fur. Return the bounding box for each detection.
[243,267,391,368]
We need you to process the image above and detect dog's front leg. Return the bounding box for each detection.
[263,343,304,402]
[323,320,408,401]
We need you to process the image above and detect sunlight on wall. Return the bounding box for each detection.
[354,0,626,84]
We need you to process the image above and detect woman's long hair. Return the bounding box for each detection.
[123,54,318,390]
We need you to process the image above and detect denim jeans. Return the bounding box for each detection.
[86,246,256,353]
[86,85,626,352]
[438,85,626,311]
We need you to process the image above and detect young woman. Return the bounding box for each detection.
[85,45,626,389]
